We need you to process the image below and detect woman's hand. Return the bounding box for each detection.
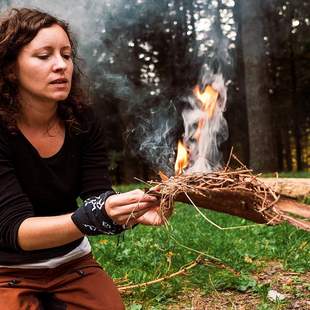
[105,189,163,227]
[135,204,172,226]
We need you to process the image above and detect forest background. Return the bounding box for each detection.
[1,0,309,183]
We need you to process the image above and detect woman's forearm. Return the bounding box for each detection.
[17,213,84,251]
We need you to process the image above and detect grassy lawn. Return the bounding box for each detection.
[89,178,310,309]
[262,171,310,178]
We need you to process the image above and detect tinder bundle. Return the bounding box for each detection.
[148,169,310,231]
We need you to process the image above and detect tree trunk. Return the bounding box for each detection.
[228,0,250,166]
[238,0,278,172]
[288,24,303,171]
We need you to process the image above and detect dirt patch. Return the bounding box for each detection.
[167,289,260,310]
[253,261,310,310]
[167,261,310,309]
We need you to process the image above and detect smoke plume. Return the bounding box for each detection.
[3,0,231,175]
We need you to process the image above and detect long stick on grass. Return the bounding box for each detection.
[117,255,203,291]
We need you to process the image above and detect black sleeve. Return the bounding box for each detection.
[0,130,34,251]
[79,108,114,200]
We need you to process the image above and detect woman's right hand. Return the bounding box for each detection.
[104,189,160,227]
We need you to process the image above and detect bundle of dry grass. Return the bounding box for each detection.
[147,167,310,231]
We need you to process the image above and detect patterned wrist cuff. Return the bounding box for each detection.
[72,191,125,236]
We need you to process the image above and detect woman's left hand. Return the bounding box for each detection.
[135,190,173,226]
[135,205,172,226]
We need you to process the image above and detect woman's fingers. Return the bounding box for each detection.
[107,200,159,217]
[110,206,158,225]
[109,189,158,207]
[104,188,173,227]
[104,189,160,225]
[136,207,167,226]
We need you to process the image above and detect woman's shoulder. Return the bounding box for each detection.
[0,121,10,140]
[80,105,96,122]
[0,122,12,153]
[78,106,102,132]
[73,105,105,147]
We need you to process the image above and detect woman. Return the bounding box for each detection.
[0,8,167,309]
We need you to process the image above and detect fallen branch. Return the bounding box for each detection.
[258,178,310,199]
[118,255,204,291]
[147,169,310,231]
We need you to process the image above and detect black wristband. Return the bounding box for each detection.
[72,191,125,236]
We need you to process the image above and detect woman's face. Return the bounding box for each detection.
[16,24,73,105]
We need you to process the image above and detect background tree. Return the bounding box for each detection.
[263,0,310,172]
[237,0,278,172]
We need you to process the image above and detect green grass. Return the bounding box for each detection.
[89,183,309,309]
[262,171,310,178]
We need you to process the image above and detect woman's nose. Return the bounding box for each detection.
[52,55,67,71]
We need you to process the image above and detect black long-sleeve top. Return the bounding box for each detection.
[0,108,112,264]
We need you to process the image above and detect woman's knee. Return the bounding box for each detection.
[0,288,40,310]
[54,266,125,310]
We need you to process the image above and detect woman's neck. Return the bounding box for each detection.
[18,96,58,130]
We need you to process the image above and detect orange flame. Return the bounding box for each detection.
[174,84,219,175]
[193,85,219,141]
[174,140,188,175]
[193,85,218,119]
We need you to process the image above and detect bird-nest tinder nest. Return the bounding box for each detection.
[147,168,310,231]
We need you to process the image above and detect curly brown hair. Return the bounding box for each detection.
[0,8,89,133]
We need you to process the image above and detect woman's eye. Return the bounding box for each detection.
[37,55,49,60]
[62,54,72,60]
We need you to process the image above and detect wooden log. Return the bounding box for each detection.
[276,198,310,218]
[169,191,310,231]
[259,178,310,199]
[174,189,268,223]
[148,176,310,231]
